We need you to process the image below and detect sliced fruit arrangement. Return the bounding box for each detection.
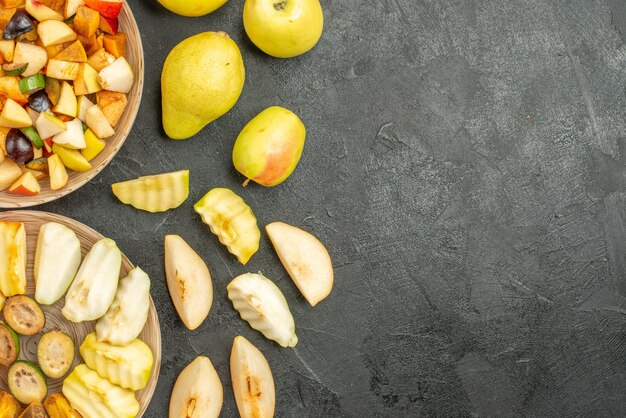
[95,266,151,345]
[62,364,140,418]
[266,221,334,306]
[164,234,212,330]
[0,0,134,196]
[194,187,260,265]
[169,356,222,418]
[230,336,275,418]
[111,169,189,213]
[227,273,298,348]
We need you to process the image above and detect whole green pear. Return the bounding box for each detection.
[161,32,245,140]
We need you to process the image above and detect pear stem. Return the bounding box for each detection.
[242,178,251,187]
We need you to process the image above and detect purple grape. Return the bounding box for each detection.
[3,12,32,40]
[6,129,33,164]
[28,90,51,113]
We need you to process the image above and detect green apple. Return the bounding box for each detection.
[158,0,226,17]
[232,106,305,187]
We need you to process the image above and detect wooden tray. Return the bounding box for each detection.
[0,211,161,417]
[0,2,145,208]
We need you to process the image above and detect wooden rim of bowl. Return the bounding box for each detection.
[0,2,145,208]
[0,210,161,417]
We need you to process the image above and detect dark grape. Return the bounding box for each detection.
[3,12,32,40]
[28,90,51,113]
[6,129,33,164]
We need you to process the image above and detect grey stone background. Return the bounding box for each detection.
[27,0,626,416]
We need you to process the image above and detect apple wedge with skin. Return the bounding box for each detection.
[169,356,222,418]
[230,336,275,418]
[266,222,334,306]
[164,234,213,330]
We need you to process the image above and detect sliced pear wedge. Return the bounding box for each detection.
[266,222,334,307]
[230,336,275,418]
[164,235,213,330]
[227,273,298,348]
[169,356,223,418]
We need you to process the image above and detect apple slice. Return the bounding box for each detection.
[54,40,87,62]
[0,99,32,128]
[26,0,64,21]
[36,112,66,139]
[266,222,334,306]
[52,81,77,117]
[98,15,118,35]
[85,104,114,138]
[230,336,275,418]
[97,56,133,93]
[164,234,212,330]
[48,153,68,190]
[76,95,93,122]
[0,158,25,191]
[8,171,40,195]
[81,129,105,161]
[73,63,101,95]
[227,273,298,347]
[64,0,83,18]
[0,40,14,62]
[169,356,222,418]
[13,43,47,77]
[46,59,80,80]
[37,20,77,46]
[84,0,122,18]
[52,143,91,172]
[52,118,85,149]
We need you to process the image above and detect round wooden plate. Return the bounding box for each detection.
[0,211,161,417]
[0,2,145,208]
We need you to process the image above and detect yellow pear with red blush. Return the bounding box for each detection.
[232,106,305,187]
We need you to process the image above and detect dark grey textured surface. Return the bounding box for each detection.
[24,0,626,416]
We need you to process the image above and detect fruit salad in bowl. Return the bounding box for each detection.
[0,0,143,207]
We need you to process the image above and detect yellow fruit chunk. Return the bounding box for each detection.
[44,393,81,418]
[0,390,22,417]
[111,170,189,213]
[194,188,260,265]
[0,221,26,296]
[79,332,153,391]
[52,144,92,172]
[80,129,105,161]
[62,364,139,418]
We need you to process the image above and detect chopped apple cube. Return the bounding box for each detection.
[54,40,87,62]
[36,112,66,138]
[97,57,133,93]
[85,105,114,138]
[52,81,77,117]
[8,171,40,195]
[48,153,68,189]
[74,63,101,95]
[37,20,77,46]
[73,5,99,38]
[46,59,80,80]
[0,40,14,62]
[87,48,115,71]
[81,129,105,161]
[0,99,32,128]
[25,0,64,21]
[13,42,47,77]
[96,90,126,126]
[77,95,93,122]
[0,158,22,190]
[53,118,85,149]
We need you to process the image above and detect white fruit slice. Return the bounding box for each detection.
[266,222,334,307]
[95,266,150,345]
[169,356,223,418]
[97,57,133,93]
[62,238,121,322]
[227,273,298,348]
[164,235,213,330]
[34,222,82,305]
[230,336,275,418]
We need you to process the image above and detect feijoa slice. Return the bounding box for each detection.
[4,295,45,336]
[6,129,34,165]
[37,331,74,379]
[20,127,43,149]
[28,90,51,113]
[8,361,47,404]
[19,74,45,95]
[3,12,33,40]
[2,62,27,76]
[0,323,19,366]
